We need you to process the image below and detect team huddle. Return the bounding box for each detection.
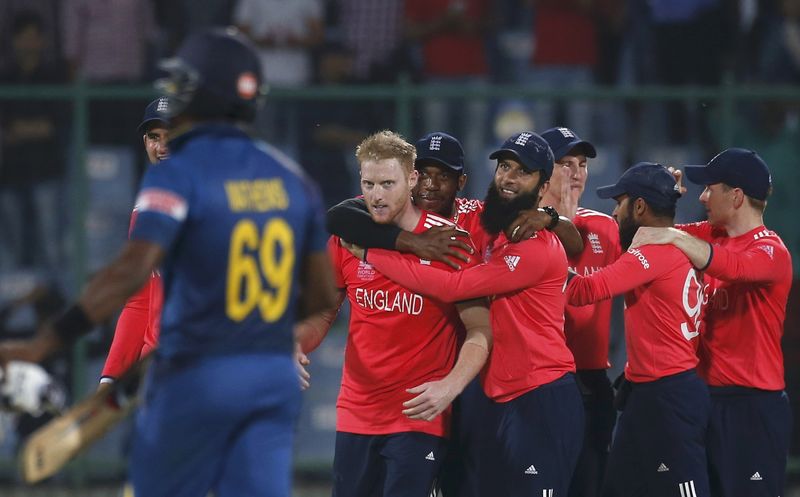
[0,27,792,497]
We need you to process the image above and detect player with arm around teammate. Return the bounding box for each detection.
[99,98,170,386]
[345,132,585,497]
[295,130,492,497]
[631,149,793,497]
[565,162,710,497]
[539,126,621,497]
[0,28,338,497]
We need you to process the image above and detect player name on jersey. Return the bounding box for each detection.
[224,178,288,212]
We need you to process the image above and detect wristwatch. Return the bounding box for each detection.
[541,205,560,231]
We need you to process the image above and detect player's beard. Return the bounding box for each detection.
[618,202,640,250]
[480,181,541,236]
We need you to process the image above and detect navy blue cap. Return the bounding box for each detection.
[489,131,554,179]
[684,148,772,201]
[137,97,170,133]
[597,162,681,209]
[540,127,597,160]
[415,132,465,172]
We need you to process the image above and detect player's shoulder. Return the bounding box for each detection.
[575,207,615,225]
[747,227,791,259]
[626,243,687,270]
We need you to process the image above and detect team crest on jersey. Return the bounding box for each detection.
[356,261,376,281]
[757,244,774,259]
[587,233,603,254]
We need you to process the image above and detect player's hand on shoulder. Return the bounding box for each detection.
[506,208,549,242]
[629,226,684,249]
[403,226,473,270]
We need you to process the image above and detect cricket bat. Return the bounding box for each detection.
[19,356,150,483]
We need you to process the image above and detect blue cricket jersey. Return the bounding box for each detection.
[131,123,328,359]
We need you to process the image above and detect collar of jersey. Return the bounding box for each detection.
[168,122,250,151]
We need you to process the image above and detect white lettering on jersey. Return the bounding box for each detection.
[355,288,424,315]
[627,248,650,269]
[680,268,703,340]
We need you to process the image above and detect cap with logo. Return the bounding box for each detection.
[597,162,682,209]
[540,127,597,161]
[489,131,555,179]
[137,97,171,133]
[415,132,465,173]
[684,148,772,201]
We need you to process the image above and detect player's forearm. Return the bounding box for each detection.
[444,341,490,395]
[294,307,339,354]
[326,198,401,249]
[552,216,584,257]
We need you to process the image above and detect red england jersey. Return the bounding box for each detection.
[565,208,621,369]
[679,222,792,390]
[567,244,703,382]
[332,211,474,437]
[452,197,490,257]
[101,209,162,380]
[369,229,575,403]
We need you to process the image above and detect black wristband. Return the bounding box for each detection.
[698,243,714,271]
[52,304,94,344]
[542,205,560,230]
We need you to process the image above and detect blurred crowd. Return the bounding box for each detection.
[0,0,799,285]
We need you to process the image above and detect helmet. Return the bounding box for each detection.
[156,27,265,123]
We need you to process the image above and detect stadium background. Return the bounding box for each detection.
[0,0,798,495]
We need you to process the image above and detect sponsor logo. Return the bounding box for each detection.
[504,255,521,272]
[678,480,697,497]
[750,472,762,481]
[757,245,774,259]
[524,465,538,475]
[627,248,650,269]
[425,451,435,461]
[657,463,669,472]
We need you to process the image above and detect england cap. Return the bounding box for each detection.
[597,162,682,209]
[489,131,554,179]
[137,97,170,133]
[540,127,597,160]
[415,132,465,172]
[684,148,772,200]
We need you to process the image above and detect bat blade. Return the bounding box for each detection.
[19,357,149,483]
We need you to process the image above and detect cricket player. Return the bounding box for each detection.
[540,126,621,497]
[566,162,709,497]
[0,27,337,497]
[346,131,585,497]
[631,148,793,497]
[100,98,170,384]
[296,130,492,497]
